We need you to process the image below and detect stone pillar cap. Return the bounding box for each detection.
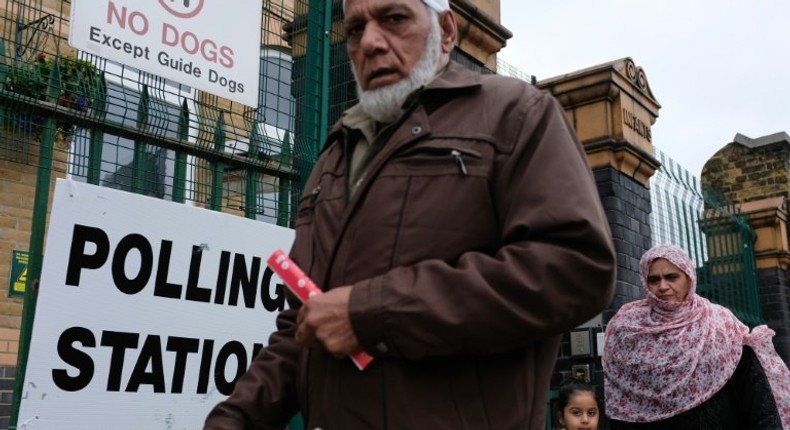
[733,132,790,149]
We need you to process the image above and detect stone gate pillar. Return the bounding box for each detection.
[702,132,790,363]
[537,57,661,391]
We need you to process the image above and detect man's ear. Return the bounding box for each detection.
[438,10,457,54]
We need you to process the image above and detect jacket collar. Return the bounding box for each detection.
[423,61,483,93]
[326,61,483,145]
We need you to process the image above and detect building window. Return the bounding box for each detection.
[255,48,294,224]
[68,60,195,201]
[259,49,294,133]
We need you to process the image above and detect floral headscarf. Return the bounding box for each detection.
[603,244,790,427]
[639,243,697,300]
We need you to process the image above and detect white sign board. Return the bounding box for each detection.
[18,179,295,429]
[69,0,262,106]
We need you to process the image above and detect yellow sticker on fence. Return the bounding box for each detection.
[10,250,28,296]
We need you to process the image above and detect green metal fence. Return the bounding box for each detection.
[0,1,541,428]
[696,187,763,327]
[649,152,764,328]
[0,0,338,427]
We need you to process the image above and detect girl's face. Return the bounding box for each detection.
[559,391,599,430]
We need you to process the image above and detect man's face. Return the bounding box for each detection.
[344,0,434,92]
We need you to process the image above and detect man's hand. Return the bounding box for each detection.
[295,286,362,357]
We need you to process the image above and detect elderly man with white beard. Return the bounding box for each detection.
[204,0,616,429]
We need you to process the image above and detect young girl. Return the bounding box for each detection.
[555,377,600,430]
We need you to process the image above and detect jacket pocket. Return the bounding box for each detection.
[361,139,498,268]
[385,139,490,178]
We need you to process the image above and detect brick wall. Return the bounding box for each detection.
[0,159,37,332]
[701,135,790,365]
[0,154,35,430]
[1,125,70,429]
[757,268,790,362]
[702,141,790,204]
[0,328,19,430]
[0,131,69,329]
[594,168,652,323]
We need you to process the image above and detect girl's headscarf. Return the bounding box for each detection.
[603,244,790,427]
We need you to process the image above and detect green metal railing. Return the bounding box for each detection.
[0,1,541,428]
[695,187,763,327]
[0,0,336,427]
[650,154,764,328]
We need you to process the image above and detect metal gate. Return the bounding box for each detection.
[695,187,764,327]
[649,153,763,327]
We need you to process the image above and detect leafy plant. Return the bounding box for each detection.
[3,53,101,143]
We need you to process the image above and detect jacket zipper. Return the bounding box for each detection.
[306,185,320,275]
[398,146,482,177]
[451,149,468,176]
[302,185,320,427]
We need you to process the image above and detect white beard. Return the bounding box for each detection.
[354,14,443,123]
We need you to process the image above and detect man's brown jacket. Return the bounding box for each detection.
[204,62,616,430]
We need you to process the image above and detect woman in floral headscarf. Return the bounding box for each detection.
[603,243,790,429]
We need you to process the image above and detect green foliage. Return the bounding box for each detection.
[3,53,101,143]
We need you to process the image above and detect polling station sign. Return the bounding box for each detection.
[17,179,294,429]
[69,0,262,106]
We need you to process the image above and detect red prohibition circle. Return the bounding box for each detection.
[158,0,205,19]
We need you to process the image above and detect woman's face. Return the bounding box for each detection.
[646,258,691,302]
[559,391,599,430]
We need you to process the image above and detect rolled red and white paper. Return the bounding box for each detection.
[267,249,374,370]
